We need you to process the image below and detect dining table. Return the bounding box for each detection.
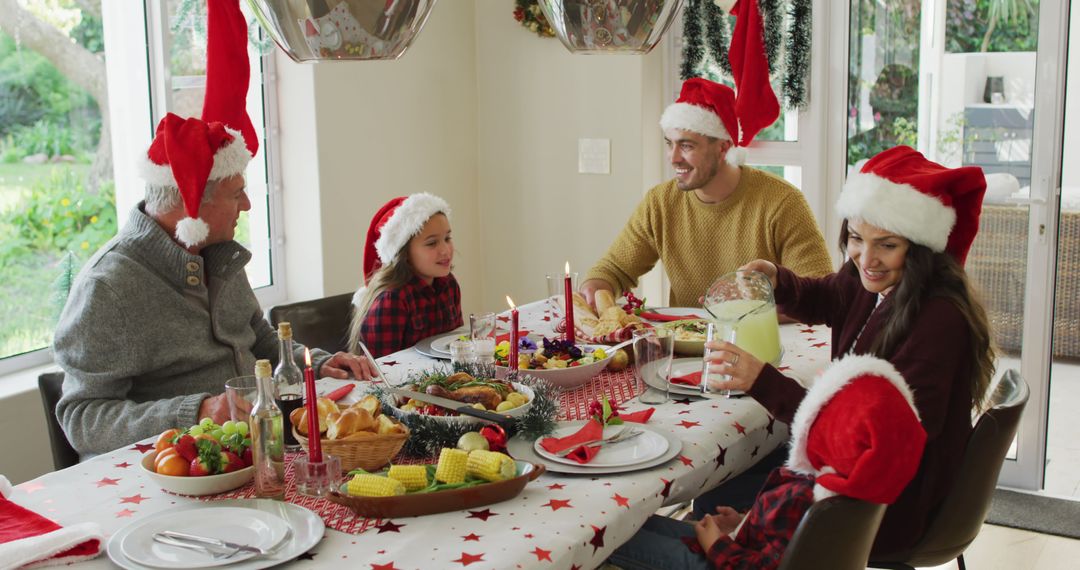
[7,300,832,570]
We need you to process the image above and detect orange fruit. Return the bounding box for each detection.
[154,428,179,452]
[154,448,187,476]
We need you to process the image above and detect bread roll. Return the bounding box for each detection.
[351,394,381,417]
[595,289,616,314]
[376,414,406,435]
[290,407,308,436]
[327,408,377,440]
[315,398,339,433]
[572,292,599,319]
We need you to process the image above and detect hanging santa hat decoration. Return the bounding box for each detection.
[137,0,257,248]
[723,0,780,145]
[786,355,927,503]
[837,146,987,266]
[362,193,452,281]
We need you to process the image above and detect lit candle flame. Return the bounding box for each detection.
[304,347,312,367]
[565,261,570,275]
[506,295,516,310]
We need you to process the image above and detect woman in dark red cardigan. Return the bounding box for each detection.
[706,146,996,556]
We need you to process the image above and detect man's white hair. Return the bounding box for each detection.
[144,180,218,217]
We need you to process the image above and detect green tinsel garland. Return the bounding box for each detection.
[759,0,783,75]
[374,362,560,457]
[783,0,812,110]
[680,0,705,81]
[701,0,731,78]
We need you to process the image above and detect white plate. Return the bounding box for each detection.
[534,423,669,467]
[508,423,683,475]
[121,506,289,568]
[108,500,324,570]
[661,358,746,399]
[429,332,467,355]
[413,328,467,360]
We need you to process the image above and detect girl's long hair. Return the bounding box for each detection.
[347,248,416,354]
[839,219,996,412]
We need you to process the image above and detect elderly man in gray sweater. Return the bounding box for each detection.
[54,114,375,459]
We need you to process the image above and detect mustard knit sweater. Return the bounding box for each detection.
[585,167,834,307]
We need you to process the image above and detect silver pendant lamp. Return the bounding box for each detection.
[537,0,684,54]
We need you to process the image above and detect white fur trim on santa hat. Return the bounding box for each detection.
[374,193,452,265]
[175,216,210,248]
[785,354,918,478]
[352,286,367,307]
[0,475,11,498]
[660,102,732,142]
[137,128,252,188]
[837,170,956,253]
[0,522,103,569]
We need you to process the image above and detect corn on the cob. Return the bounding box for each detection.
[466,449,516,482]
[435,448,469,484]
[346,473,405,497]
[387,465,429,491]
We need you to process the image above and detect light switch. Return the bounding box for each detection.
[578,138,611,174]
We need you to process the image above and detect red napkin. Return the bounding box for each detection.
[495,330,530,345]
[0,476,103,567]
[325,384,355,401]
[639,311,706,322]
[620,408,655,423]
[539,420,604,465]
[670,371,703,386]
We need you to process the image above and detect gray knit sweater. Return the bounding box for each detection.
[54,205,331,458]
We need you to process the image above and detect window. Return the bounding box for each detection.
[0,0,283,374]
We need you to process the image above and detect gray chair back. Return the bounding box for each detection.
[37,372,80,470]
[268,292,354,354]
[778,496,887,570]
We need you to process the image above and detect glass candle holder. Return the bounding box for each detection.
[292,454,341,497]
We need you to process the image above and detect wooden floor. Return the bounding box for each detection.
[907,524,1080,570]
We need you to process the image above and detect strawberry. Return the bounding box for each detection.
[220,451,245,473]
[241,447,253,467]
[189,438,222,476]
[174,434,197,462]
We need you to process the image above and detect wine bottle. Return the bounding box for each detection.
[274,322,304,451]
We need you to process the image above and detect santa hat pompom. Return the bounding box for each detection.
[726,146,747,166]
[175,216,211,248]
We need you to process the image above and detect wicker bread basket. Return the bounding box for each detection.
[293,427,409,472]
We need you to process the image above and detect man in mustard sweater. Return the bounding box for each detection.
[582,78,833,308]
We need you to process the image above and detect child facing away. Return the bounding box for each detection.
[348,193,463,358]
[607,354,928,570]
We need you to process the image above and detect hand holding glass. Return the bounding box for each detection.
[701,323,739,397]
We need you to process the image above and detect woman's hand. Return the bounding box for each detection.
[703,340,765,392]
[739,259,778,289]
[319,352,377,380]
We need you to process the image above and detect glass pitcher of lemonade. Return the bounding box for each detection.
[702,270,782,365]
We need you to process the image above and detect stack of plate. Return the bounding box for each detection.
[414,328,467,359]
[507,421,683,475]
[107,500,324,570]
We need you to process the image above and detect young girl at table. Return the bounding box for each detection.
[702,146,993,557]
[608,355,927,570]
[348,193,463,358]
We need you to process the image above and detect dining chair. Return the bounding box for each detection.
[777,496,887,570]
[37,371,80,470]
[869,368,1029,570]
[268,292,355,354]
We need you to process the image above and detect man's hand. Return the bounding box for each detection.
[579,279,614,311]
[198,393,232,425]
[319,351,377,380]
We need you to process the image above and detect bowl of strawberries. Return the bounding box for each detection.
[141,418,254,496]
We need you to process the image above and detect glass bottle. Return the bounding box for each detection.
[274,322,304,451]
[250,359,285,500]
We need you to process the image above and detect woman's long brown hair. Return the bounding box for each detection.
[840,219,996,412]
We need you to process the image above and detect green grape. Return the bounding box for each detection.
[210,429,225,441]
[235,421,249,436]
[221,420,236,435]
[199,417,213,428]
[188,425,204,436]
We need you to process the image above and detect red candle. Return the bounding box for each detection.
[564,261,575,343]
[303,348,322,462]
[506,296,519,371]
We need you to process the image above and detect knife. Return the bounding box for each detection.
[385,386,517,433]
[157,531,270,556]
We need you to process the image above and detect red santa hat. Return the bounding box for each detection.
[137,0,258,247]
[837,146,987,266]
[0,475,104,567]
[660,77,748,165]
[724,0,780,145]
[786,355,927,504]
[362,193,452,281]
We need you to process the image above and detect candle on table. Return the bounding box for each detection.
[506,296,519,371]
[303,348,322,462]
[564,261,575,343]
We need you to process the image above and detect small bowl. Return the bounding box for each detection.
[140,451,254,496]
[657,319,709,356]
[496,345,615,389]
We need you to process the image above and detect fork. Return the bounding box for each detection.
[555,428,644,457]
[152,534,241,560]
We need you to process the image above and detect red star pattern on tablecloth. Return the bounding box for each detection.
[382,360,399,367]
[678,409,691,415]
[467,508,497,521]
[677,420,700,429]
[678,455,694,467]
[715,444,727,467]
[130,443,154,453]
[733,421,747,435]
[116,509,135,517]
[570,566,582,570]
[120,494,149,504]
[542,499,572,511]
[371,563,400,570]
[766,416,777,435]
[811,342,828,348]
[547,483,565,490]
[751,446,760,458]
[376,520,405,533]
[531,546,552,562]
[462,533,481,542]
[497,315,510,323]
[96,477,120,487]
[20,482,45,493]
[672,398,693,405]
[778,365,792,372]
[660,478,673,499]
[114,462,131,469]
[452,552,485,565]
[589,525,606,553]
[524,533,534,539]
[612,494,630,508]
[800,328,815,334]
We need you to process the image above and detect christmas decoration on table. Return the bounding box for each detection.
[621,291,646,315]
[588,395,624,426]
[681,0,812,111]
[374,362,559,456]
[514,0,556,38]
